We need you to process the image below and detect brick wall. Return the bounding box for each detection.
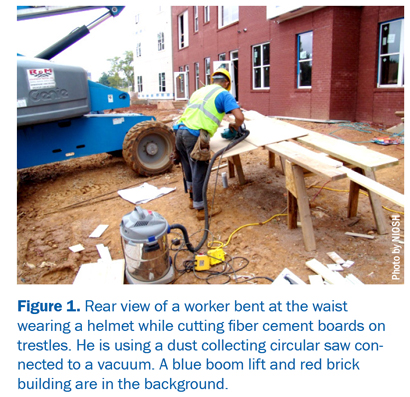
[172,6,404,126]
[356,6,404,125]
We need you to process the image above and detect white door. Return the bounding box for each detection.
[213,60,236,98]
[174,71,189,100]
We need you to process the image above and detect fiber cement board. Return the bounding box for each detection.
[243,118,309,146]
[210,129,258,157]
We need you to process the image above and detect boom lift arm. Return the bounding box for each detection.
[17,6,124,60]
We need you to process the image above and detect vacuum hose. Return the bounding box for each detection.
[170,125,250,253]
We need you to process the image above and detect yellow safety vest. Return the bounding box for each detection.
[179,84,226,137]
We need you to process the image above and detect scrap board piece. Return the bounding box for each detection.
[89,224,109,238]
[73,259,125,285]
[306,258,349,285]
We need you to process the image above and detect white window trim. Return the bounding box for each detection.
[252,42,270,90]
[195,62,200,90]
[178,10,189,49]
[136,43,141,58]
[377,18,404,88]
[297,32,313,89]
[218,6,239,29]
[194,6,199,32]
[205,57,211,85]
[204,6,210,23]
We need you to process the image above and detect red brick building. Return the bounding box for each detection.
[172,6,404,126]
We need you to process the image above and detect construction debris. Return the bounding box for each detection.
[306,259,349,285]
[69,244,84,253]
[327,251,345,266]
[345,232,375,239]
[89,224,109,238]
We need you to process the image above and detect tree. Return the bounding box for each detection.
[98,72,111,87]
[119,51,135,91]
[107,51,134,91]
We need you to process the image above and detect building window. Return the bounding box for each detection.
[194,6,199,32]
[252,43,270,89]
[205,57,211,85]
[178,10,189,49]
[218,6,239,29]
[158,32,164,51]
[297,31,312,88]
[137,76,143,92]
[136,43,141,57]
[219,53,226,61]
[135,14,139,24]
[204,6,210,23]
[195,62,200,90]
[378,18,404,87]
[159,73,166,92]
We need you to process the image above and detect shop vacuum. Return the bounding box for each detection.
[120,125,249,284]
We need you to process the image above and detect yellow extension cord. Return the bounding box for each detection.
[209,213,288,249]
[209,184,403,250]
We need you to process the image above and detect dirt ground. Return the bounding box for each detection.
[17,104,405,285]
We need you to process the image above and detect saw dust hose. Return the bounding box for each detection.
[170,126,250,253]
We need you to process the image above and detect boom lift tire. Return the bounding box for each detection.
[122,120,175,176]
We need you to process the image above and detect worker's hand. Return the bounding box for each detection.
[230,108,245,131]
[229,122,239,131]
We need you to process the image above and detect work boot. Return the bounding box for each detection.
[196,207,222,220]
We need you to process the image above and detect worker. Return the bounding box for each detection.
[174,68,244,220]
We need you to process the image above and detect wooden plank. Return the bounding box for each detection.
[363,169,388,235]
[306,258,349,285]
[266,142,347,180]
[287,191,298,229]
[347,167,362,218]
[228,159,235,178]
[285,160,297,197]
[268,151,275,168]
[293,164,316,251]
[278,141,344,168]
[343,167,405,208]
[297,130,399,171]
[231,155,246,185]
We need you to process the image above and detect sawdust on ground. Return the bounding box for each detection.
[17,103,405,285]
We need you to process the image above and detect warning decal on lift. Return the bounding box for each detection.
[27,68,56,90]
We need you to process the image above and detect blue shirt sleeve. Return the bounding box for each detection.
[214,90,239,114]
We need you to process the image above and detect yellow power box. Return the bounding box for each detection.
[207,248,225,266]
[195,255,211,271]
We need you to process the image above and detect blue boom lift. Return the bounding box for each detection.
[17,6,175,176]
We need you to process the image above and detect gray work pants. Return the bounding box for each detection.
[175,128,209,210]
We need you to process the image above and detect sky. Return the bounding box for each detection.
[16,5,140,81]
